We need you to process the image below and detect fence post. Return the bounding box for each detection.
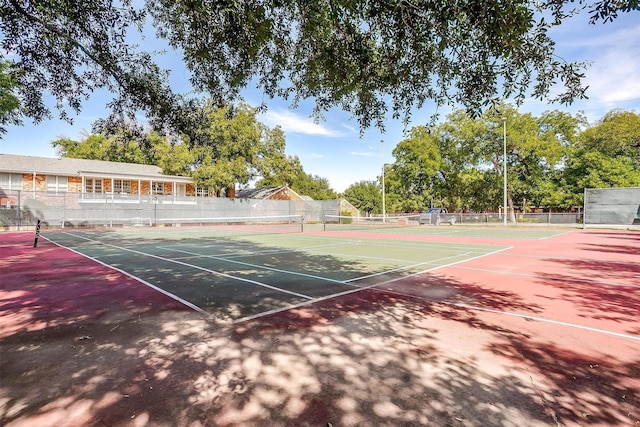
[16,189,21,231]
[582,188,587,229]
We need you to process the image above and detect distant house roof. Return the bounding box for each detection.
[0,154,191,182]
[235,186,305,201]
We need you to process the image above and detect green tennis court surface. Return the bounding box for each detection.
[315,220,572,239]
[42,227,511,322]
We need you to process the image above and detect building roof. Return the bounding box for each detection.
[235,186,288,199]
[235,186,307,200]
[0,154,191,182]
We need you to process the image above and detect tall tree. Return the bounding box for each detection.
[387,105,585,212]
[256,152,338,200]
[53,133,154,164]
[190,103,266,194]
[343,180,382,215]
[389,127,442,210]
[578,110,640,167]
[0,59,22,136]
[555,110,640,207]
[52,129,194,176]
[2,1,637,138]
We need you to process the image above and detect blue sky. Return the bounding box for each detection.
[1,11,638,193]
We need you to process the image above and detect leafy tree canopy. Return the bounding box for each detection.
[52,100,339,197]
[343,180,382,214]
[577,109,640,166]
[385,104,610,212]
[2,0,637,139]
[0,59,22,136]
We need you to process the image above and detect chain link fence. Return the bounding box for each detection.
[9,188,636,230]
[0,190,346,230]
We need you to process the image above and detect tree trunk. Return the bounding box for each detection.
[508,194,516,223]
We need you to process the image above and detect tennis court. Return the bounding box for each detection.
[40,224,513,323]
[3,224,638,426]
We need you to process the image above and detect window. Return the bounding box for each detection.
[85,178,103,193]
[152,182,164,195]
[196,188,210,197]
[114,179,131,193]
[0,173,21,190]
[46,175,68,193]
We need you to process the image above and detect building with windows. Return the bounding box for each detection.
[0,154,197,200]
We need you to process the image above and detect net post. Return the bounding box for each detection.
[300,215,304,232]
[33,219,41,247]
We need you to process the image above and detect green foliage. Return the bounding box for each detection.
[152,138,195,177]
[392,127,441,194]
[338,211,353,224]
[343,181,381,214]
[190,102,340,197]
[547,110,640,208]
[256,134,338,200]
[578,110,640,167]
[52,100,339,197]
[291,174,338,200]
[382,105,638,212]
[3,1,636,137]
[0,59,22,136]
[53,133,155,165]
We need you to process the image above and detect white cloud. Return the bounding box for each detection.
[584,48,640,105]
[260,109,343,137]
[556,16,640,106]
[519,16,640,121]
[350,151,375,157]
[341,123,357,133]
[556,21,640,50]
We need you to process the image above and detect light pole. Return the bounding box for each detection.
[381,140,386,223]
[502,117,507,226]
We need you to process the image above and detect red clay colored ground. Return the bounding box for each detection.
[1,229,639,427]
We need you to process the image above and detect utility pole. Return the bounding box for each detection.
[381,139,386,223]
[502,117,508,226]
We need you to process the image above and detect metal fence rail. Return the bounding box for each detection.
[377,212,582,226]
[8,188,629,230]
[0,190,345,230]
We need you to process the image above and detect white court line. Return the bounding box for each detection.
[49,232,637,341]
[165,240,365,260]
[344,253,474,283]
[307,247,472,263]
[501,252,640,267]
[451,302,640,342]
[312,235,504,251]
[60,232,314,300]
[160,246,482,286]
[413,227,571,240]
[42,235,208,315]
[158,246,352,285]
[371,286,640,342]
[537,230,575,240]
[233,246,513,323]
[451,265,640,289]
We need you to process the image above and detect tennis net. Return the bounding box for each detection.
[322,214,420,231]
[156,214,305,234]
[59,214,304,234]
